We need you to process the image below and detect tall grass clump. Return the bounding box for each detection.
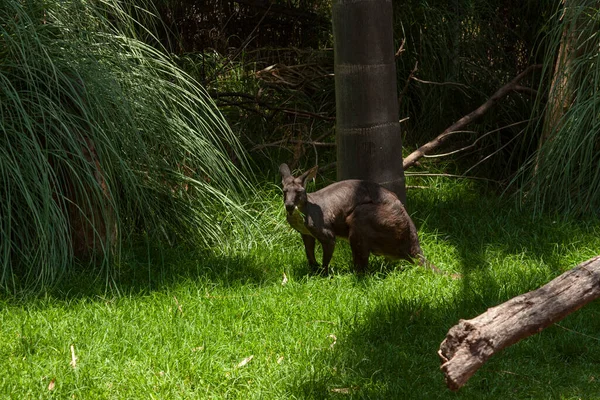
[0,0,251,293]
[519,1,600,215]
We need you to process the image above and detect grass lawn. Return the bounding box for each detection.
[3,179,600,399]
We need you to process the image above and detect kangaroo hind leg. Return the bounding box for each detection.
[348,229,370,274]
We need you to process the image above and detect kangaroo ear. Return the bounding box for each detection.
[299,166,318,187]
[279,163,292,179]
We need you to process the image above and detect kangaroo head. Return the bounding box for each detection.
[279,164,317,214]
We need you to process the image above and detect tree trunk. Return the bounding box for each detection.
[68,137,117,260]
[438,255,600,391]
[332,0,406,203]
[538,0,579,149]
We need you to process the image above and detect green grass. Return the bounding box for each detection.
[2,178,600,399]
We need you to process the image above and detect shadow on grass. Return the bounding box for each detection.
[409,184,599,273]
[291,185,600,399]
[293,281,600,399]
[36,242,316,301]
[11,180,600,399]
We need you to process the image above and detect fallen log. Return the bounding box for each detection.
[438,255,600,391]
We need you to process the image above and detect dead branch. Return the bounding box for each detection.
[439,255,600,392]
[512,85,540,98]
[404,172,501,183]
[422,120,530,159]
[395,38,406,57]
[399,62,418,108]
[403,64,542,170]
[411,76,470,89]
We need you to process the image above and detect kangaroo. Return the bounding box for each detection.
[279,163,440,275]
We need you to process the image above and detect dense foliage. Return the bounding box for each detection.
[159,0,600,216]
[2,0,600,292]
[518,1,600,215]
[0,0,250,292]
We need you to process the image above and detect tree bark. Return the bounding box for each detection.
[332,0,406,203]
[539,0,581,148]
[438,255,600,391]
[535,1,600,170]
[69,137,117,259]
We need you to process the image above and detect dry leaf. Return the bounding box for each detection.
[329,334,337,349]
[191,346,205,352]
[282,272,288,286]
[48,379,56,391]
[330,387,351,394]
[70,345,77,368]
[236,355,254,368]
[173,296,183,315]
[330,386,359,394]
[277,356,284,364]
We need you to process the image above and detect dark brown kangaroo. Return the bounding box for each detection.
[280,163,439,275]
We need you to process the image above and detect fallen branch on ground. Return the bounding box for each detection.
[438,255,600,391]
[403,64,542,170]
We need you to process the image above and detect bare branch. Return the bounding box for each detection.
[422,120,531,159]
[399,62,418,108]
[411,76,470,89]
[395,38,406,57]
[403,64,542,170]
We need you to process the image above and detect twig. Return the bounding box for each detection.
[411,76,470,89]
[318,162,337,173]
[404,173,502,183]
[462,129,523,176]
[399,62,418,107]
[280,109,335,121]
[555,323,600,342]
[512,85,539,97]
[395,38,406,57]
[173,296,183,315]
[422,120,531,159]
[70,344,77,369]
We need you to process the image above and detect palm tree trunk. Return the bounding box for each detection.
[332,0,406,203]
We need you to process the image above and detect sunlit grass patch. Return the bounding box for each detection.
[2,177,600,398]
